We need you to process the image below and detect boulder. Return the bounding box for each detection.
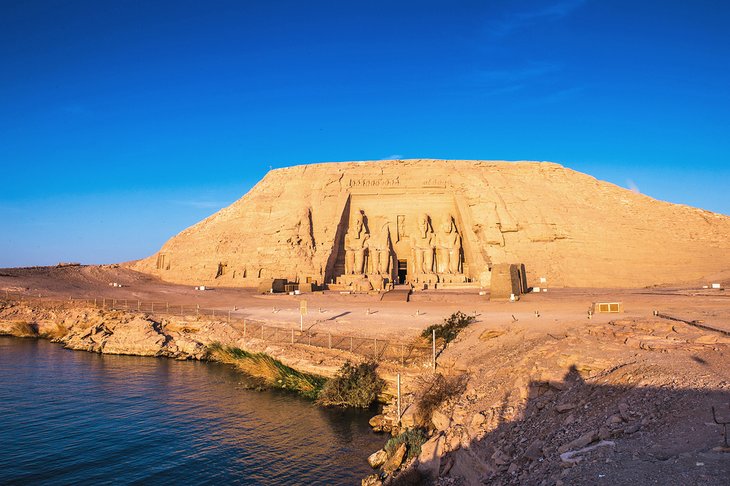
[416,434,444,480]
[368,449,388,468]
[382,443,407,475]
[558,430,599,454]
[431,410,451,431]
[102,317,168,356]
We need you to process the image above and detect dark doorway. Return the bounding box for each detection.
[397,260,407,284]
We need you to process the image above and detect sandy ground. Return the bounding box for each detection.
[1,265,728,341]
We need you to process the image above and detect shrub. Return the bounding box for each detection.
[414,373,469,427]
[317,361,385,408]
[384,427,428,462]
[421,311,475,344]
[9,321,38,337]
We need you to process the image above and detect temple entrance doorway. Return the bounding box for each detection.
[397,259,408,284]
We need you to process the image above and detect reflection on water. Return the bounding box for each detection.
[0,337,382,484]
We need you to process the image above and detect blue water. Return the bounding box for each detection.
[0,337,383,485]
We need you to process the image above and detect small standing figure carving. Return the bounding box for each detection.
[371,222,392,275]
[411,214,436,274]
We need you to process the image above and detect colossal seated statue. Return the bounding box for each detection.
[344,210,369,275]
[437,214,462,274]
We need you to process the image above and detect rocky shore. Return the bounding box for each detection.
[4,298,730,485]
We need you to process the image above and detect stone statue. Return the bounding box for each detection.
[371,222,392,275]
[344,209,369,275]
[290,206,315,260]
[437,214,462,274]
[411,213,435,274]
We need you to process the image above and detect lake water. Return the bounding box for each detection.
[0,337,383,484]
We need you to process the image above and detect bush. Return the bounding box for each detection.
[421,311,475,344]
[414,373,468,427]
[384,427,428,462]
[317,361,385,408]
[9,321,38,337]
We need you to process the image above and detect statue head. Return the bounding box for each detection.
[418,214,430,238]
[352,210,364,237]
[441,214,455,234]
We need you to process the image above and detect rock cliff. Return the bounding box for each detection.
[129,159,730,288]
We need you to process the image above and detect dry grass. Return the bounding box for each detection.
[208,343,326,399]
[7,321,39,337]
[414,373,469,427]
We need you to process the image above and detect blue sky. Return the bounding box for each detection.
[2,0,729,267]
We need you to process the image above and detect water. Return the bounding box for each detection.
[0,337,383,485]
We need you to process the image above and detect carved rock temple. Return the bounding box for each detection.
[130,160,730,289]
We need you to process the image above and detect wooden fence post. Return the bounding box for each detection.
[432,329,436,372]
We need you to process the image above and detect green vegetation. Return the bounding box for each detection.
[209,345,385,408]
[208,343,326,399]
[384,427,428,461]
[421,311,475,344]
[317,361,385,408]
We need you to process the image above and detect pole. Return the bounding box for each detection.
[397,373,401,425]
[432,329,436,371]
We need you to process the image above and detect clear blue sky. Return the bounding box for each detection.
[2,0,729,267]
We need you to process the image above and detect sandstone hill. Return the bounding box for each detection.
[129,159,730,288]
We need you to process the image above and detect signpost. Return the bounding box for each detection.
[299,300,307,331]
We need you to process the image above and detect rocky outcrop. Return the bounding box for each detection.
[130,159,730,288]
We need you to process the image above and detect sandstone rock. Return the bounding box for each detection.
[618,402,631,421]
[555,403,577,413]
[523,440,545,461]
[361,474,382,486]
[368,449,388,468]
[130,159,730,289]
[491,449,510,466]
[102,317,168,356]
[558,430,599,454]
[431,410,451,431]
[416,434,444,480]
[382,443,407,475]
[369,414,388,432]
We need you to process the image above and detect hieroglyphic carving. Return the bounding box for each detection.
[396,215,406,242]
